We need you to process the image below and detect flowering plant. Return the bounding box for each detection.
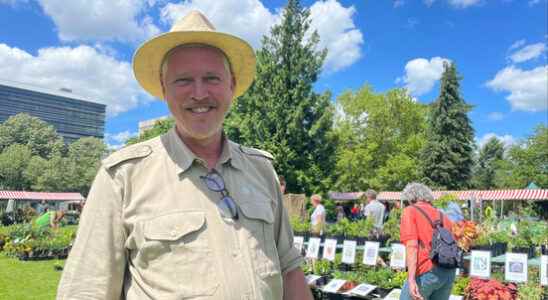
[464,278,517,300]
[452,220,479,251]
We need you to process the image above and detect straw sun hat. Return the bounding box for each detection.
[132,10,256,100]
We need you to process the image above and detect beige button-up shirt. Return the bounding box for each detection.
[57,128,303,300]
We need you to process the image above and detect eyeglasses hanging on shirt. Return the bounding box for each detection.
[200,169,239,220]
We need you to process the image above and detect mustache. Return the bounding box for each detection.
[181,99,218,109]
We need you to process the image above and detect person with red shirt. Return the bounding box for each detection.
[399,183,456,300]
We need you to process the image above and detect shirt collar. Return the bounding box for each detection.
[165,127,243,174]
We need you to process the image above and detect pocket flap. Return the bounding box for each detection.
[239,202,274,224]
[144,211,205,241]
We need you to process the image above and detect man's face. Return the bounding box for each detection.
[162,46,235,142]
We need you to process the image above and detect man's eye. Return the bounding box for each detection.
[173,78,192,84]
[205,76,221,82]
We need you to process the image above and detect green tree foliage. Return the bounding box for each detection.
[495,125,548,188]
[421,62,474,189]
[225,0,336,194]
[0,144,32,190]
[126,118,175,145]
[0,113,64,158]
[333,86,428,191]
[473,136,505,189]
[0,113,106,194]
[66,137,108,195]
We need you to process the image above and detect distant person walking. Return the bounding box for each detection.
[362,189,386,230]
[310,194,326,235]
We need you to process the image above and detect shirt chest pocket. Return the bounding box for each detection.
[239,201,281,278]
[137,211,219,297]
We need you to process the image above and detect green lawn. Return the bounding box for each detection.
[0,254,65,300]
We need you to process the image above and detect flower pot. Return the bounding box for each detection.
[511,247,534,259]
[493,242,507,256]
[374,288,392,298]
[324,292,345,300]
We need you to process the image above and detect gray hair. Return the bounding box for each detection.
[160,43,233,84]
[401,182,434,203]
[365,189,377,199]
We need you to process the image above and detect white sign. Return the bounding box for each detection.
[306,237,321,259]
[322,279,347,293]
[390,243,406,269]
[470,250,491,278]
[323,239,337,261]
[293,236,304,253]
[346,283,376,297]
[541,255,548,286]
[305,274,321,286]
[455,268,460,276]
[383,289,401,300]
[505,252,528,283]
[363,241,380,266]
[449,296,463,300]
[342,240,357,264]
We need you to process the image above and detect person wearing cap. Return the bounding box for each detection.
[57,11,311,300]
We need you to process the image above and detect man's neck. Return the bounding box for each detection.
[175,126,223,169]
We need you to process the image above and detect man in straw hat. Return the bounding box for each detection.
[57,10,312,300]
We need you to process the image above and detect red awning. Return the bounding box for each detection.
[330,189,548,201]
[376,189,548,201]
[0,190,84,201]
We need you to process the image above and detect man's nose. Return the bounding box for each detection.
[191,80,208,101]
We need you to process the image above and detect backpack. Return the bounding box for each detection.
[413,205,463,269]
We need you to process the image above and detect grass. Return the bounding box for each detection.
[0,253,65,300]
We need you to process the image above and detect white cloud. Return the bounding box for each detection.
[160,0,363,73]
[160,0,278,49]
[509,39,527,51]
[487,112,504,121]
[37,0,160,42]
[529,0,541,6]
[477,133,515,149]
[106,130,137,144]
[398,57,450,96]
[486,65,548,112]
[308,0,363,73]
[423,0,482,8]
[405,18,420,29]
[448,0,481,8]
[0,43,151,116]
[508,42,546,63]
[394,0,405,8]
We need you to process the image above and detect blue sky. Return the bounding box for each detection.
[0,0,546,148]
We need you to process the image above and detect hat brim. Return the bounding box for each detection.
[133,31,256,100]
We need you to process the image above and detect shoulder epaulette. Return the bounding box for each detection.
[103,144,153,170]
[238,145,274,161]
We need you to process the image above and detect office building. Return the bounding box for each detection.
[0,79,106,143]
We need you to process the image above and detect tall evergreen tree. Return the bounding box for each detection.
[225,0,336,194]
[473,136,505,189]
[421,62,474,189]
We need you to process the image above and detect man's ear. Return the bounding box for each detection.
[160,77,166,99]
[231,74,236,92]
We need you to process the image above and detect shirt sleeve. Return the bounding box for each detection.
[272,178,304,275]
[57,166,127,300]
[400,207,418,245]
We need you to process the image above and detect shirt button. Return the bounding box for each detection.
[232,251,238,258]
[170,230,177,237]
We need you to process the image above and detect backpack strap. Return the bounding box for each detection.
[412,205,435,228]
